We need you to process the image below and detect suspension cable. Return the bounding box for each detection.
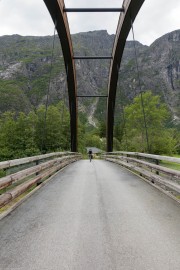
[41,23,57,153]
[61,65,67,125]
[122,104,128,151]
[117,66,128,151]
[131,20,150,153]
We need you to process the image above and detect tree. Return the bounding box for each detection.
[0,111,39,161]
[35,102,70,152]
[56,101,70,150]
[84,134,105,150]
[98,121,106,138]
[121,91,176,154]
[0,101,71,161]
[14,112,39,157]
[0,112,16,160]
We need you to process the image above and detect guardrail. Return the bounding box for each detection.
[102,152,180,200]
[0,152,82,209]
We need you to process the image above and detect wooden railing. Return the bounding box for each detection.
[0,152,81,209]
[102,152,180,201]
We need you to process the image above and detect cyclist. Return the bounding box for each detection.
[88,149,93,162]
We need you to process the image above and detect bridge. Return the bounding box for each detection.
[0,0,180,269]
[0,154,180,269]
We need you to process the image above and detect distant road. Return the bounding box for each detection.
[0,160,180,270]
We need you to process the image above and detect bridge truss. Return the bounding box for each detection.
[43,0,145,152]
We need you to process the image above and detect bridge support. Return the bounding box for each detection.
[43,0,77,152]
[107,0,145,152]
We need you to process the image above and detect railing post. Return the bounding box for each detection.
[36,160,42,186]
[155,159,159,175]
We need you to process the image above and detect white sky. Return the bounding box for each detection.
[0,0,179,45]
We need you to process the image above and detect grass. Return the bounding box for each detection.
[0,170,6,178]
[0,184,37,213]
[160,161,180,171]
[160,155,180,171]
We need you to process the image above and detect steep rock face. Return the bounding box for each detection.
[72,30,114,96]
[0,30,179,122]
[0,35,68,110]
[143,30,180,118]
[116,30,180,123]
[161,32,179,111]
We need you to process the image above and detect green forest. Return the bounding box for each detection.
[0,90,179,161]
[0,102,70,161]
[0,32,179,161]
[117,91,180,154]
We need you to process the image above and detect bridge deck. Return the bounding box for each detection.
[0,160,180,270]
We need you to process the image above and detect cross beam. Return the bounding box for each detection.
[77,95,108,98]
[64,8,124,13]
[73,56,112,60]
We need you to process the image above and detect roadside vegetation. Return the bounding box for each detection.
[0,91,179,162]
[0,101,70,161]
[160,155,180,171]
[119,91,179,155]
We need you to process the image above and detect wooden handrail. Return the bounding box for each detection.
[104,152,180,164]
[0,152,79,170]
[0,153,82,209]
[107,155,180,178]
[102,152,180,200]
[0,156,74,190]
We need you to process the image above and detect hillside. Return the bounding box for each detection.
[0,30,179,124]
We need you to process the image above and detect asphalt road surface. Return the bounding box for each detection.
[0,160,180,270]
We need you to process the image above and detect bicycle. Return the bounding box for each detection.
[89,153,93,162]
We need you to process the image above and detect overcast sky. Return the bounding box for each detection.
[0,0,179,45]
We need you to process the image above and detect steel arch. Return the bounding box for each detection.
[43,0,77,152]
[44,0,145,153]
[107,0,145,152]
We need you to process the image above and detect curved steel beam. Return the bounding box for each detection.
[107,0,145,152]
[43,0,77,152]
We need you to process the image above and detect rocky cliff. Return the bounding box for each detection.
[0,30,179,123]
[118,30,180,123]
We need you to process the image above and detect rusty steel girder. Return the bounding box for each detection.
[43,0,77,152]
[107,0,145,152]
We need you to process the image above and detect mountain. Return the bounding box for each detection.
[0,30,179,124]
[118,30,180,123]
